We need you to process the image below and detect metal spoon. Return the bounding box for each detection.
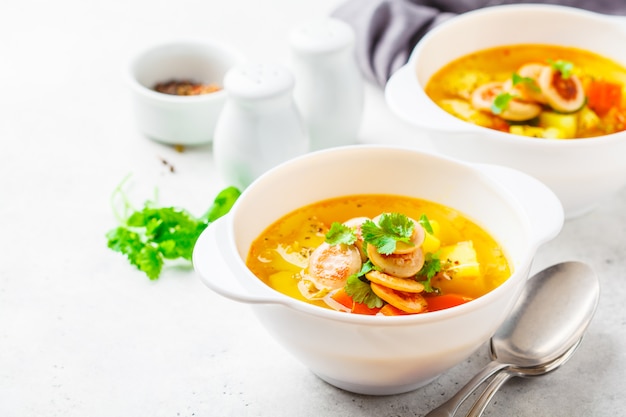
[425,261,599,417]
[465,337,583,417]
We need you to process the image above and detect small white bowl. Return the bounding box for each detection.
[385,4,626,219]
[192,145,563,395]
[127,39,245,146]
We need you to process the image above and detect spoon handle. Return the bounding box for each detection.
[424,361,508,417]
[463,339,585,417]
[464,371,513,417]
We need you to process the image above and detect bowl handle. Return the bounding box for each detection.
[193,216,287,305]
[385,65,466,132]
[476,163,564,246]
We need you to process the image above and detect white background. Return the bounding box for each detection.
[1,0,625,415]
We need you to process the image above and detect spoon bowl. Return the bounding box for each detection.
[425,261,599,417]
[490,262,598,367]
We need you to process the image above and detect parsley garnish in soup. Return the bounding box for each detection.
[246,194,511,316]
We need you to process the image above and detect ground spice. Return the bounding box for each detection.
[154,79,221,96]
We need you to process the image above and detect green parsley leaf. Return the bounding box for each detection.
[127,206,205,261]
[418,214,434,235]
[361,213,414,255]
[356,260,376,277]
[548,59,574,79]
[344,261,383,308]
[134,244,164,280]
[202,186,241,223]
[416,252,442,294]
[106,227,163,280]
[325,222,357,245]
[106,181,240,280]
[512,72,541,93]
[491,92,514,115]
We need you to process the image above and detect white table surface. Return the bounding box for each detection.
[2,0,625,416]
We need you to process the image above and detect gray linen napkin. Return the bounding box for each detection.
[332,0,626,87]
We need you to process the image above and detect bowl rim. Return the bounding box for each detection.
[399,3,626,146]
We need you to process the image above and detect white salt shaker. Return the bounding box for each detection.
[213,63,310,190]
[289,17,364,151]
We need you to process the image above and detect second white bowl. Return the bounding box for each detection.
[385,4,626,219]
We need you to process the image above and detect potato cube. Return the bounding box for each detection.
[539,111,578,138]
[439,241,480,278]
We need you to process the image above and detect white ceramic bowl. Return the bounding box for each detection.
[192,145,563,396]
[128,39,245,146]
[385,4,626,219]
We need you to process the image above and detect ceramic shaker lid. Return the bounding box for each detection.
[289,17,355,55]
[223,62,295,100]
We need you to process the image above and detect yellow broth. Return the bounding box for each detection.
[425,44,626,138]
[246,194,511,314]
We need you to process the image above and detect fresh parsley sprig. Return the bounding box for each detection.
[548,59,574,79]
[325,222,357,245]
[512,72,541,93]
[492,72,543,116]
[361,213,414,255]
[344,261,383,308]
[416,252,442,294]
[491,92,514,115]
[106,180,240,280]
[418,214,434,234]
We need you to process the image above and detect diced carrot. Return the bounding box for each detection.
[331,288,381,315]
[586,80,622,116]
[352,301,381,315]
[610,107,626,132]
[330,288,354,310]
[379,303,409,316]
[425,294,473,312]
[491,117,511,133]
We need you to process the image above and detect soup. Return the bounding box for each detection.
[246,194,511,316]
[425,44,626,139]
